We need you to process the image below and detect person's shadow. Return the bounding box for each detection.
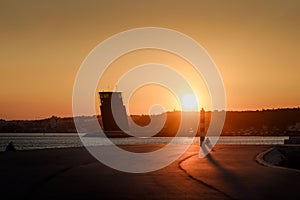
[199,138,214,157]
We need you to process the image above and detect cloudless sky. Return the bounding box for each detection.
[0,0,299,119]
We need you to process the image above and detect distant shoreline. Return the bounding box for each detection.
[0,135,289,152]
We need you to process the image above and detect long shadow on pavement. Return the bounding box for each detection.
[201,144,257,200]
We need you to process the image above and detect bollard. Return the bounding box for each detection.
[5,141,16,151]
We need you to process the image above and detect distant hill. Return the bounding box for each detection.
[0,108,300,136]
[222,108,300,136]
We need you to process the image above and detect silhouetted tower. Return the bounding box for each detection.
[99,92,129,132]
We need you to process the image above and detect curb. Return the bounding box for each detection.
[256,146,300,173]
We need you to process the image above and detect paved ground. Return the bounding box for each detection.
[182,145,300,199]
[0,145,300,199]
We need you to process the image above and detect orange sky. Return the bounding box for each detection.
[1,0,300,120]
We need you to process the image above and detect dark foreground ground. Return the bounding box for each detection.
[1,145,300,200]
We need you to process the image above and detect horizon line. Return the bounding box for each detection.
[2,106,300,121]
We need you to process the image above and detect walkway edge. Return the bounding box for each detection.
[178,153,237,200]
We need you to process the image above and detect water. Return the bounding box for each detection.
[0,133,289,152]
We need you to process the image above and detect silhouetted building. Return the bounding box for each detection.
[99,92,129,133]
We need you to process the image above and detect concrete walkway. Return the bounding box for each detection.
[0,145,299,199]
[181,145,300,199]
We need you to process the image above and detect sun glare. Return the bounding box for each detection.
[181,93,198,111]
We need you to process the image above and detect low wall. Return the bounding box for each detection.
[263,146,300,170]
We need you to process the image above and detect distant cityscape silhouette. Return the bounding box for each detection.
[1,107,300,136]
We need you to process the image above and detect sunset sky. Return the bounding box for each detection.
[1,0,300,120]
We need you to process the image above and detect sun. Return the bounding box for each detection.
[181,93,198,111]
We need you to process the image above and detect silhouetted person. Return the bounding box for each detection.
[5,141,16,151]
[199,108,205,146]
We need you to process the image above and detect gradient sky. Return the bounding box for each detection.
[1,0,300,120]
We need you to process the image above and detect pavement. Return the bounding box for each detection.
[0,145,300,200]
